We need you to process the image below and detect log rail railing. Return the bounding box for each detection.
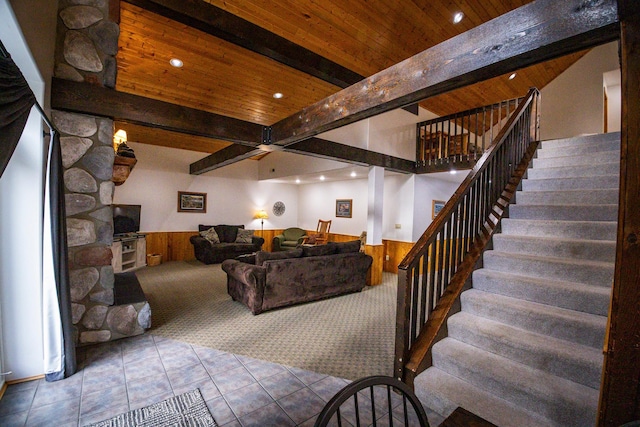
[416,96,524,171]
[395,88,541,387]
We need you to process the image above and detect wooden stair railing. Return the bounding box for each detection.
[416,95,525,173]
[395,88,541,388]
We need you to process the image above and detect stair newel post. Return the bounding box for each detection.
[394,265,413,384]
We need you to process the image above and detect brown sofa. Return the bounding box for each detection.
[221,240,372,314]
[190,224,264,264]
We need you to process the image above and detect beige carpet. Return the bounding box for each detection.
[135,260,397,380]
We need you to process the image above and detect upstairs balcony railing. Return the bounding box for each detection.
[396,88,541,387]
[416,96,525,173]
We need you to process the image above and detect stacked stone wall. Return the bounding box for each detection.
[54,0,150,345]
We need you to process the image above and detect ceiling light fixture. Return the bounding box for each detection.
[509,73,517,80]
[453,12,464,24]
[273,92,284,99]
[320,175,325,181]
[449,169,457,175]
[169,58,183,68]
[295,178,301,184]
[350,171,357,177]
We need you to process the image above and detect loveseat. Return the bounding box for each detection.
[221,240,372,314]
[190,224,264,264]
[272,227,307,251]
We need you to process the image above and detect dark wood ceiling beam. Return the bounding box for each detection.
[189,145,265,175]
[285,138,416,174]
[122,0,363,88]
[51,78,263,145]
[270,0,619,146]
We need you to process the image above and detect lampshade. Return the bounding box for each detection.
[255,210,269,220]
[113,129,128,152]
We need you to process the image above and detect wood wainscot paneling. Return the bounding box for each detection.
[365,244,384,286]
[145,231,198,263]
[383,240,415,274]
[255,229,283,253]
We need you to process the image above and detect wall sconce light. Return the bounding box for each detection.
[113,129,128,153]
[255,209,269,234]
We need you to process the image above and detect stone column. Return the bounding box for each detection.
[54,0,150,345]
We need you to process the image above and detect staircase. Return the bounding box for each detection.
[414,133,620,427]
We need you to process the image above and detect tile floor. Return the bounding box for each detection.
[0,334,357,427]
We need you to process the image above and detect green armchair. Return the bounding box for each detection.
[273,227,307,251]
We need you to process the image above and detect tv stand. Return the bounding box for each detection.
[111,234,146,273]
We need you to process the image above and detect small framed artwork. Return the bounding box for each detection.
[432,200,445,219]
[336,199,352,218]
[178,191,207,213]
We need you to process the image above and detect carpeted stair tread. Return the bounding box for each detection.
[472,269,611,315]
[521,174,619,191]
[508,203,618,221]
[461,289,606,348]
[537,137,620,158]
[447,312,603,388]
[414,368,553,427]
[526,162,619,179]
[430,339,599,427]
[501,218,617,240]
[539,132,619,149]
[492,234,616,262]
[532,149,619,169]
[514,188,619,205]
[483,251,614,286]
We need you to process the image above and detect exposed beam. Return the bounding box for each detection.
[599,1,640,425]
[189,145,264,175]
[285,138,416,174]
[123,0,363,89]
[51,78,263,145]
[270,0,619,146]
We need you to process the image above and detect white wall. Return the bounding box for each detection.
[540,42,620,140]
[604,69,621,133]
[114,143,299,232]
[0,0,51,380]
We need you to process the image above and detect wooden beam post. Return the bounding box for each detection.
[270,0,619,146]
[189,145,264,175]
[599,1,640,425]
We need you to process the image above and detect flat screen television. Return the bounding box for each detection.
[113,204,141,236]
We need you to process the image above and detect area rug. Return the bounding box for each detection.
[85,389,217,427]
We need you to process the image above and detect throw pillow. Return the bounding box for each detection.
[235,228,254,243]
[256,248,304,266]
[200,227,220,244]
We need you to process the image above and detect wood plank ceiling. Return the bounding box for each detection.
[114,0,588,155]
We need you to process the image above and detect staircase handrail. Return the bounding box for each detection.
[395,88,541,387]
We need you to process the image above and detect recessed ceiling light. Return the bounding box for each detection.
[509,73,517,80]
[273,92,284,99]
[320,175,325,181]
[169,58,183,68]
[449,169,457,175]
[350,171,357,177]
[295,178,300,184]
[453,12,464,24]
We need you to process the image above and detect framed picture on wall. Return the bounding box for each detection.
[336,199,352,218]
[178,191,207,213]
[432,200,445,219]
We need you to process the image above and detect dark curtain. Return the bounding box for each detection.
[0,40,76,381]
[0,43,35,177]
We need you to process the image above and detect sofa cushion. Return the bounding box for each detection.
[214,224,244,243]
[329,240,361,254]
[200,227,220,244]
[235,228,254,243]
[300,244,336,257]
[256,247,303,266]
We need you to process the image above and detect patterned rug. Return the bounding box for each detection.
[136,261,398,380]
[85,389,217,427]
